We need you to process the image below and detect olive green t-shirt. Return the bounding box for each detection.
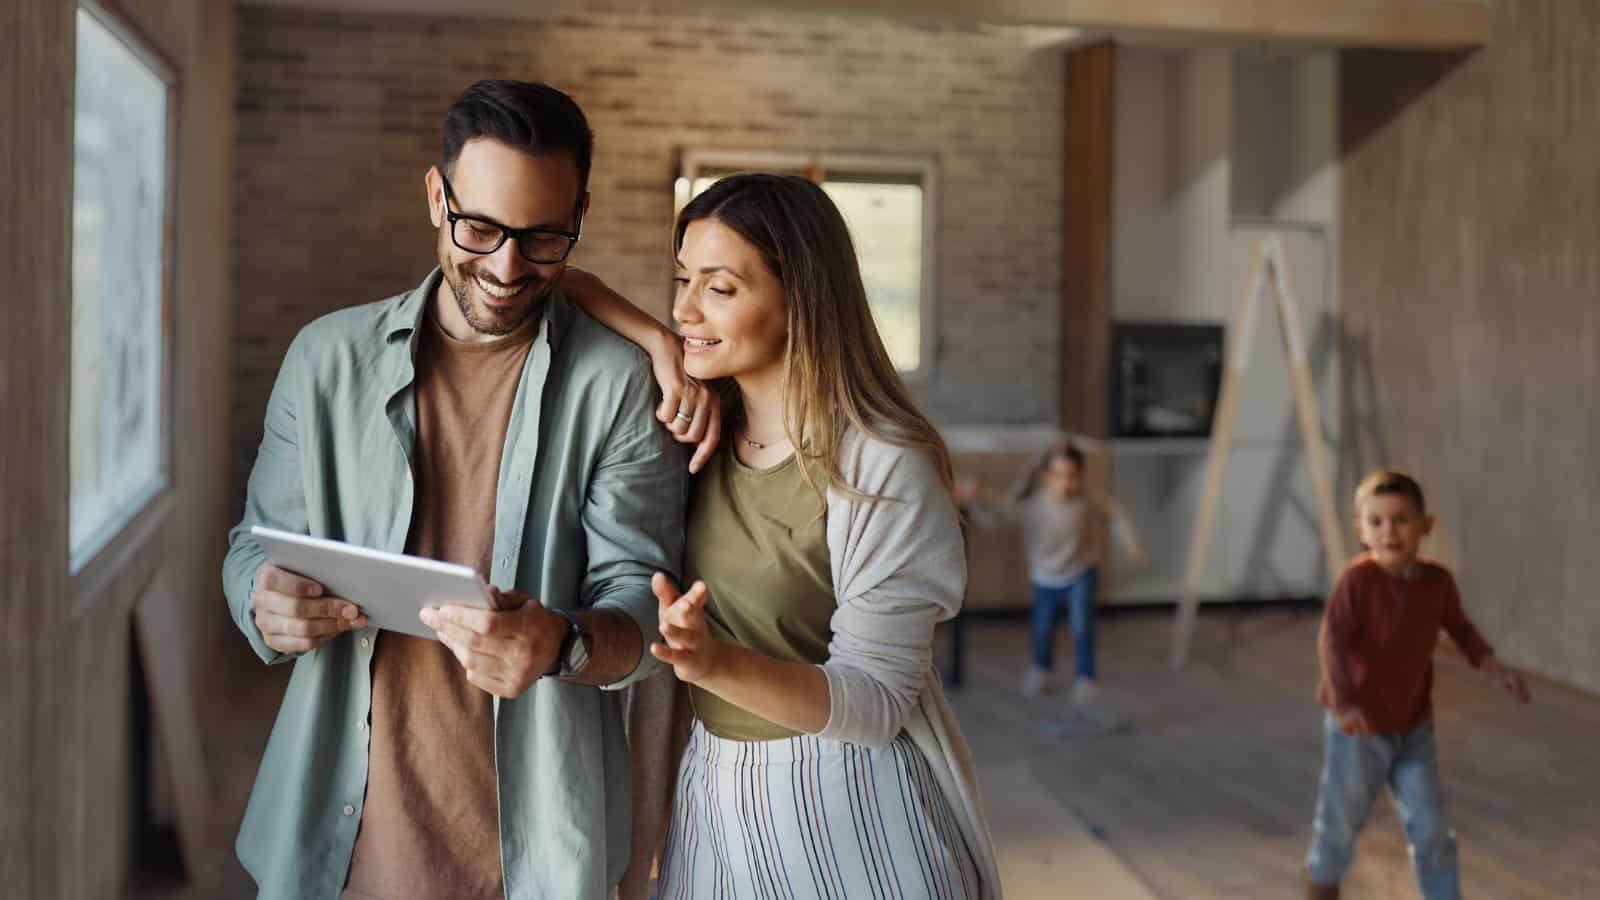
[686,445,835,741]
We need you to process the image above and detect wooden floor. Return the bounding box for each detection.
[944,606,1600,900]
[130,655,287,900]
[142,605,1600,899]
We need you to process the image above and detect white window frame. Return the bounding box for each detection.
[677,150,940,385]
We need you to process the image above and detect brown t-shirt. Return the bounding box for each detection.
[1316,554,1494,735]
[342,310,539,900]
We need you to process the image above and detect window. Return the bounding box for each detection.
[675,152,937,381]
[70,2,176,571]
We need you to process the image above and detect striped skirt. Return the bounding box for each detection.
[657,722,982,900]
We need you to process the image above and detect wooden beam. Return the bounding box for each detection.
[1170,237,1345,667]
[1060,41,1115,440]
[683,0,1489,49]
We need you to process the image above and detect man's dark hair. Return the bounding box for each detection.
[1355,468,1427,515]
[441,80,594,194]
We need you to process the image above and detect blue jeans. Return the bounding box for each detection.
[1029,569,1098,678]
[1306,712,1460,899]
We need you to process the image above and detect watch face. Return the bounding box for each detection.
[565,639,591,676]
[561,618,592,677]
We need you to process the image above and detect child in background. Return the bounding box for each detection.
[955,444,1145,705]
[1305,469,1530,900]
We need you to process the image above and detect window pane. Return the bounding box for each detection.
[820,179,923,373]
[679,170,926,374]
[70,8,169,567]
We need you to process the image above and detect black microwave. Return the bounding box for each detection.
[1109,322,1224,439]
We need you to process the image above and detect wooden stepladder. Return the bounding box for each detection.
[1169,235,1346,667]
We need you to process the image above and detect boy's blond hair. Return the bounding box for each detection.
[1354,469,1427,515]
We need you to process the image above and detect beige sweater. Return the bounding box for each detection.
[817,429,1003,897]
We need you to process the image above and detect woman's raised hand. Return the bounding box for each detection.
[649,572,723,685]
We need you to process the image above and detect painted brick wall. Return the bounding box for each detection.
[231,4,1064,506]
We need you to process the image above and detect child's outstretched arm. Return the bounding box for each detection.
[1000,461,1035,510]
[952,471,1024,530]
[1103,497,1147,564]
[1476,654,1533,703]
[561,268,722,473]
[952,477,997,529]
[1441,576,1531,703]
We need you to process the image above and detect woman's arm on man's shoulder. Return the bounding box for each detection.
[561,268,721,472]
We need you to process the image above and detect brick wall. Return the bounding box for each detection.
[232,4,1064,506]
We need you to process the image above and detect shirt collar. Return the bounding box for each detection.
[384,267,571,352]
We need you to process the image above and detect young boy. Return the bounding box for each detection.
[1305,470,1531,900]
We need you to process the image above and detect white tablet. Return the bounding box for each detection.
[250,525,496,640]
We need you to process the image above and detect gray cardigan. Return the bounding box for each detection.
[816,429,1003,898]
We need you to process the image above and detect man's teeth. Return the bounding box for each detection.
[686,337,721,346]
[475,276,520,300]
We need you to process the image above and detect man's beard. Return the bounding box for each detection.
[445,258,552,337]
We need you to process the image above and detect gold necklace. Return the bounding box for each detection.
[743,428,786,450]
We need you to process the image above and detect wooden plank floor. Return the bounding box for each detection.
[943,607,1600,900]
[142,605,1598,899]
[130,657,288,899]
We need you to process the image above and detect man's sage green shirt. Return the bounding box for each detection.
[222,270,686,899]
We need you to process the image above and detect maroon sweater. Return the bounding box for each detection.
[1316,555,1494,735]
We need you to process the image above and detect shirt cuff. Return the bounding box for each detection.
[590,592,663,691]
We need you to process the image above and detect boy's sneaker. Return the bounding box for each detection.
[1021,666,1050,698]
[1070,678,1100,708]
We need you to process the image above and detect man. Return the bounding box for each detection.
[222,80,686,899]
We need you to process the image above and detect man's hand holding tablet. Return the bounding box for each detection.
[251,561,367,655]
[249,525,496,645]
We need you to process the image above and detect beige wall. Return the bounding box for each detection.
[1105,46,1343,602]
[0,0,237,895]
[229,4,1068,507]
[1340,0,1600,693]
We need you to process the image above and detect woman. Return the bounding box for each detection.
[572,173,999,899]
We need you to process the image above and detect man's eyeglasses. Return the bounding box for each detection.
[439,173,582,265]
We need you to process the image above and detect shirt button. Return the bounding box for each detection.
[343,804,355,817]
[356,720,366,732]
[360,636,370,649]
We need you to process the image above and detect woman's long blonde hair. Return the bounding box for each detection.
[676,173,953,498]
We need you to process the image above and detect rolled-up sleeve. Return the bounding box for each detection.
[222,333,312,666]
[581,360,688,690]
[817,439,964,748]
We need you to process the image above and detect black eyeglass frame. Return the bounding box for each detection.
[439,172,584,264]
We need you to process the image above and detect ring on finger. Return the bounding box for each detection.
[675,410,693,423]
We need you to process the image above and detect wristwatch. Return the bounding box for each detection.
[546,609,592,678]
